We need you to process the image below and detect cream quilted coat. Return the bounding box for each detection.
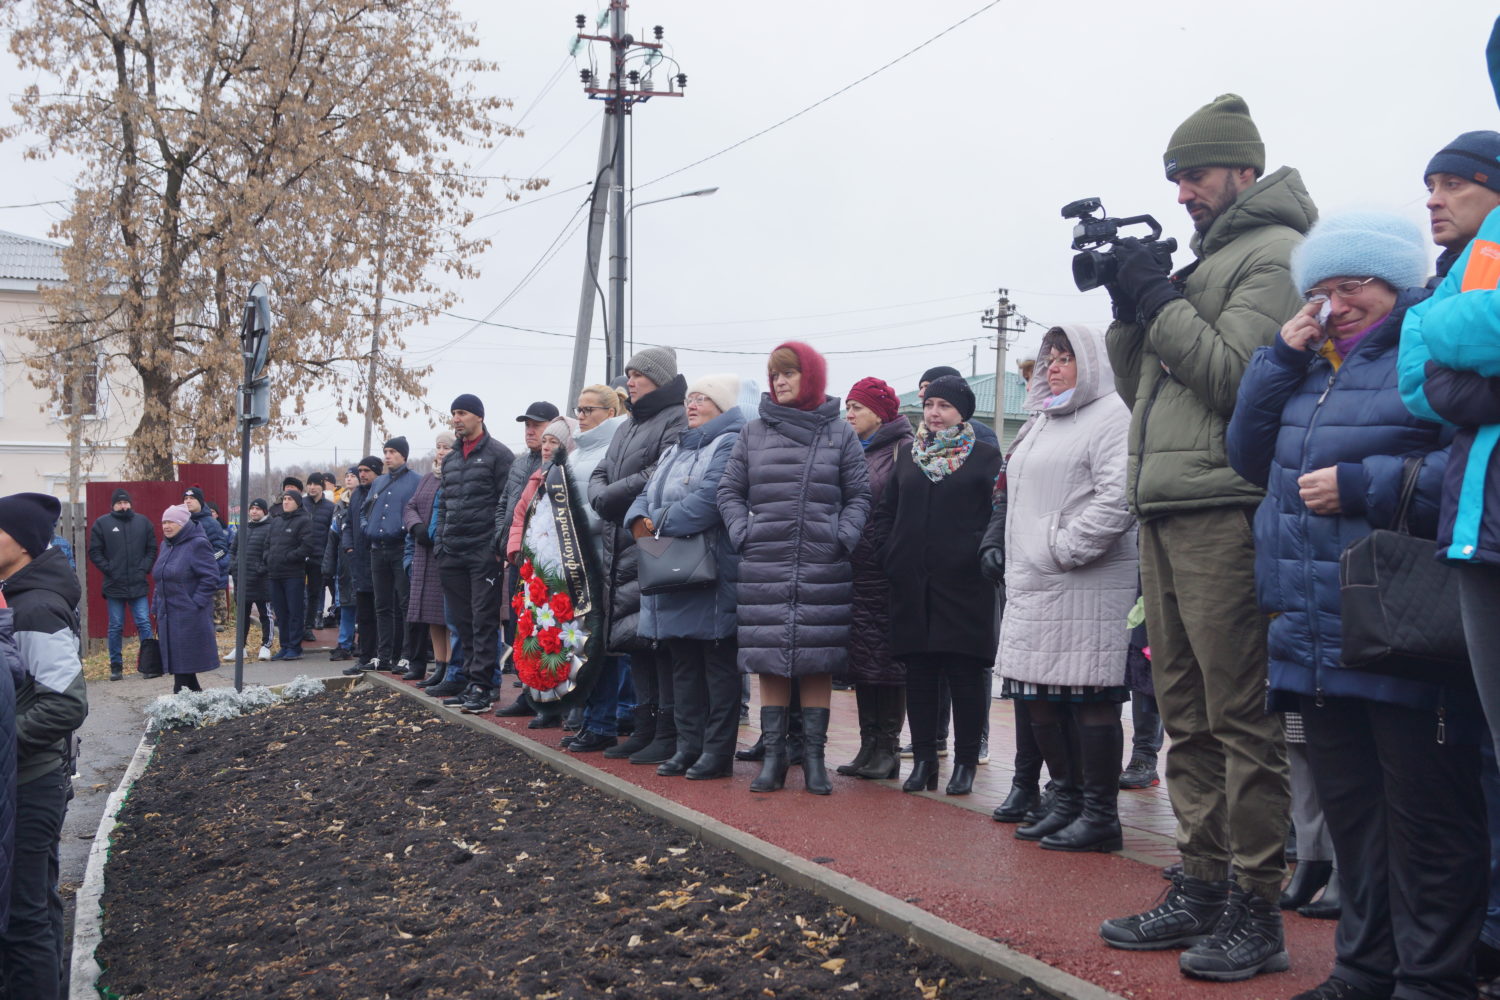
[997,324,1138,688]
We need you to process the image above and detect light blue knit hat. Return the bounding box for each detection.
[1291,210,1430,294]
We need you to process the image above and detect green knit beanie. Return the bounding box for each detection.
[1163,93,1265,179]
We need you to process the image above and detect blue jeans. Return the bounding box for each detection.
[337,606,356,650]
[106,596,152,667]
[444,607,465,682]
[584,655,638,736]
[1482,741,1500,949]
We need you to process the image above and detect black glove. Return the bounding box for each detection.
[410,522,432,548]
[979,548,1004,584]
[1112,237,1182,322]
[1104,282,1138,324]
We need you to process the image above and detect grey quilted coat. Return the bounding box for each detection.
[717,395,871,677]
[589,376,688,653]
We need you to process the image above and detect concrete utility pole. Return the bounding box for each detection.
[980,289,1020,439]
[362,216,388,458]
[567,113,618,408]
[573,3,689,382]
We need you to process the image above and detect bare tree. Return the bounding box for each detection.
[1,0,543,477]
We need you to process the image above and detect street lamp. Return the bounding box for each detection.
[627,186,719,360]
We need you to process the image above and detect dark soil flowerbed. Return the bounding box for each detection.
[96,688,1031,999]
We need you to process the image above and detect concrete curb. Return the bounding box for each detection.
[369,673,1125,1000]
[69,734,155,1000]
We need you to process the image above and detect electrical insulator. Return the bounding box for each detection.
[627,70,640,85]
[580,69,592,84]
[653,25,664,40]
[676,73,687,88]
[576,14,586,29]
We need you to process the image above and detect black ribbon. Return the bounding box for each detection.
[545,463,594,618]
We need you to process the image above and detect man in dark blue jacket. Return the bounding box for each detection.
[339,457,382,672]
[302,473,337,633]
[0,492,87,1000]
[86,488,156,681]
[364,437,420,674]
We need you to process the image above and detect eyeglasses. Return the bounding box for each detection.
[574,405,609,416]
[1303,277,1377,303]
[1045,354,1076,369]
[685,393,714,406]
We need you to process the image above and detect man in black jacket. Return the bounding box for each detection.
[434,394,514,713]
[0,492,88,1000]
[301,473,337,637]
[86,488,156,681]
[263,492,316,660]
[339,457,382,671]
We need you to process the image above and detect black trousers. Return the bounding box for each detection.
[1,766,68,1000]
[268,576,306,653]
[369,545,410,666]
[1300,694,1485,999]
[628,647,675,739]
[304,563,324,628]
[355,590,377,664]
[904,654,988,765]
[235,597,272,649]
[439,555,503,688]
[667,637,739,757]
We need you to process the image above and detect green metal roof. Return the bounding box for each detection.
[896,371,1029,420]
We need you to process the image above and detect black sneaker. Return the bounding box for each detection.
[1289,977,1387,1000]
[459,685,497,714]
[328,646,353,661]
[302,629,316,642]
[109,664,123,682]
[1179,884,1290,982]
[568,730,618,753]
[340,662,366,676]
[426,677,465,698]
[1099,873,1230,951]
[1120,756,1160,789]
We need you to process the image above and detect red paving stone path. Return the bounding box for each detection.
[409,678,1335,1000]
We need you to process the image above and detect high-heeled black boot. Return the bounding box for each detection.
[1016,720,1081,841]
[1297,869,1341,919]
[994,699,1042,819]
[993,785,1040,822]
[1040,721,1123,852]
[856,686,904,780]
[750,707,789,793]
[946,764,976,795]
[801,707,832,795]
[836,684,878,776]
[903,759,939,792]
[1278,859,1332,910]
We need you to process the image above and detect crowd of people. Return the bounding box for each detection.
[0,71,1490,998]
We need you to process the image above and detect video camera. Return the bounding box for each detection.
[1061,198,1177,292]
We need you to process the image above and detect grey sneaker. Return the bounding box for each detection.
[1119,756,1160,789]
[1179,884,1290,981]
[1100,873,1230,951]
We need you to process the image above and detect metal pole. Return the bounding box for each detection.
[607,1,628,381]
[234,351,252,693]
[567,112,618,406]
[992,290,1010,439]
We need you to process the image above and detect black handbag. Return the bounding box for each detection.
[1338,457,1471,687]
[636,533,716,596]
[136,636,164,678]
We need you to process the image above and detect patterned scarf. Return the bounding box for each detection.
[912,421,976,483]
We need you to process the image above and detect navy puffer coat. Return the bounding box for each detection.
[1227,289,1459,712]
[717,395,872,677]
[846,417,913,685]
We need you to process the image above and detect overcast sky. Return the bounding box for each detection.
[1,0,1496,467]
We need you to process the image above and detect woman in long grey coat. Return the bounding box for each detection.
[998,324,1136,853]
[403,431,454,684]
[839,377,913,781]
[717,341,871,795]
[152,505,221,692]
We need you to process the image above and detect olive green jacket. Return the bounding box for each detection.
[1107,166,1317,520]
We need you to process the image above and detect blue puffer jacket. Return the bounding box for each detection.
[363,463,419,545]
[626,407,744,641]
[1399,205,1500,566]
[1228,289,1457,711]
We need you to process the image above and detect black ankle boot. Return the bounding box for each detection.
[836,685,878,776]
[1278,859,1332,910]
[902,759,939,792]
[855,686,904,780]
[992,783,1040,822]
[1297,870,1341,919]
[604,705,655,759]
[1040,721,1123,852]
[801,708,832,795]
[1016,720,1081,841]
[656,748,697,777]
[945,763,976,795]
[751,707,789,792]
[418,661,447,687]
[735,733,765,761]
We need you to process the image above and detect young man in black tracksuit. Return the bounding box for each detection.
[0,493,88,1000]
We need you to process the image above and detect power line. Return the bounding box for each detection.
[638,0,1006,191]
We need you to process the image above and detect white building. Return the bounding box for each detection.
[0,230,137,496]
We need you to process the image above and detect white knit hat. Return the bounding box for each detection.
[687,373,741,415]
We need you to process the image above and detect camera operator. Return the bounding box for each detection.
[1097,93,1316,982]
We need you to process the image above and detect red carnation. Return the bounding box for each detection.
[527,576,548,605]
[538,627,563,654]
[515,611,534,641]
[520,560,534,580]
[549,593,574,623]
[511,590,526,615]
